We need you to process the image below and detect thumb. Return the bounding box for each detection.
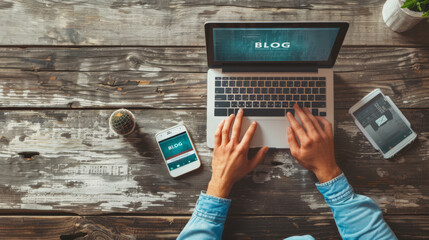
[248,146,269,172]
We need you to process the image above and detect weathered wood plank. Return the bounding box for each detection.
[0,109,427,215]
[0,1,428,46]
[0,47,428,109]
[0,215,426,239]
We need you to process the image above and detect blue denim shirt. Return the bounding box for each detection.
[177,173,398,239]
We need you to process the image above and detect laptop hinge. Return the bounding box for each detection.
[222,65,318,73]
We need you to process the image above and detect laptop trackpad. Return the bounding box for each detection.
[239,117,289,148]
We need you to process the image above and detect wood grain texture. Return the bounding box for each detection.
[0,1,428,46]
[0,47,428,109]
[0,109,427,215]
[0,215,427,239]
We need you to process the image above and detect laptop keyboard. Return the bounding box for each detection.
[214,76,327,117]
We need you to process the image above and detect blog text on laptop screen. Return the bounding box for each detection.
[213,28,340,62]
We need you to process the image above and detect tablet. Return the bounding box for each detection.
[349,89,416,158]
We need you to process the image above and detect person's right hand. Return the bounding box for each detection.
[286,104,341,183]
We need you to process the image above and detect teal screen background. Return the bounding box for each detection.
[213,28,339,62]
[159,132,197,170]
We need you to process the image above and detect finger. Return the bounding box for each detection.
[286,111,308,141]
[214,119,225,148]
[302,107,325,136]
[222,114,235,144]
[230,108,243,143]
[294,104,317,135]
[317,116,333,136]
[287,127,300,157]
[240,121,257,148]
[248,146,269,172]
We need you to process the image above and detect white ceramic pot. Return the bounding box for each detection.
[382,0,424,32]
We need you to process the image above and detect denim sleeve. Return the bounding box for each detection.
[316,173,398,240]
[177,191,231,240]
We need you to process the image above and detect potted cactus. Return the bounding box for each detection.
[383,0,429,32]
[109,109,136,135]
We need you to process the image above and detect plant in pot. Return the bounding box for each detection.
[383,0,429,32]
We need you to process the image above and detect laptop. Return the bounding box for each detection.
[205,22,349,148]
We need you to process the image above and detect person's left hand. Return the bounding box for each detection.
[207,109,269,198]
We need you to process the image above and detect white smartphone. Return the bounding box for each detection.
[349,89,417,159]
[155,125,201,177]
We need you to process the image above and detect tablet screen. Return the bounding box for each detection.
[353,94,413,153]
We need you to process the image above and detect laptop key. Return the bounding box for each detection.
[309,81,315,87]
[279,95,285,100]
[273,81,279,87]
[222,77,229,80]
[257,95,263,100]
[312,109,319,116]
[258,81,264,87]
[251,81,257,87]
[319,77,326,80]
[297,102,303,108]
[261,102,267,107]
[237,81,243,87]
[235,95,241,100]
[301,81,308,87]
[226,88,232,93]
[312,102,326,108]
[215,102,230,107]
[214,109,227,116]
[215,77,222,80]
[271,95,278,101]
[215,81,221,86]
[253,102,260,107]
[239,102,245,107]
[229,81,235,87]
[242,108,285,117]
[231,101,238,107]
[282,102,288,108]
[305,88,311,94]
[243,81,250,87]
[291,88,297,94]
[320,88,326,94]
[286,109,295,116]
[275,102,281,108]
[240,88,246,94]
[254,88,261,93]
[250,95,256,100]
[222,81,228,87]
[301,95,307,100]
[280,81,286,87]
[228,95,234,100]
[276,88,282,94]
[264,95,270,101]
[283,88,289,94]
[304,102,311,108]
[298,88,304,94]
[233,88,239,93]
[215,95,226,100]
[246,102,252,107]
[268,102,274,108]
[286,95,292,100]
[293,95,299,101]
[262,88,268,94]
[243,95,249,100]
[294,81,300,87]
[247,88,254,94]
[215,88,224,93]
[320,112,327,117]
[287,81,293,87]
[228,109,235,115]
[312,88,319,94]
[316,81,326,87]
[315,95,326,100]
[266,81,272,87]
[269,88,275,94]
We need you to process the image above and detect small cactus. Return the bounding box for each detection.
[109,109,136,135]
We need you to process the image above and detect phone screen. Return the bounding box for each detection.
[353,94,413,154]
[158,132,198,171]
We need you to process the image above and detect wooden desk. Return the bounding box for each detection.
[0,1,428,239]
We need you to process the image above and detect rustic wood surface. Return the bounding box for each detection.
[0,0,428,239]
[0,215,427,240]
[0,0,428,46]
[0,47,428,109]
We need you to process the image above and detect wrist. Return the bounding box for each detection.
[207,179,233,198]
[315,165,342,183]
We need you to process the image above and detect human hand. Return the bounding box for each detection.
[207,109,269,198]
[286,104,341,183]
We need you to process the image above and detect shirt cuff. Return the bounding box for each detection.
[315,173,354,204]
[193,191,232,223]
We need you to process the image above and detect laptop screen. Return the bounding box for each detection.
[213,28,339,62]
[205,22,349,68]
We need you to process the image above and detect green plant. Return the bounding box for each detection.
[402,0,429,18]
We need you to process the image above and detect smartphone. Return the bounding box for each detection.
[155,125,201,177]
[349,89,417,158]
